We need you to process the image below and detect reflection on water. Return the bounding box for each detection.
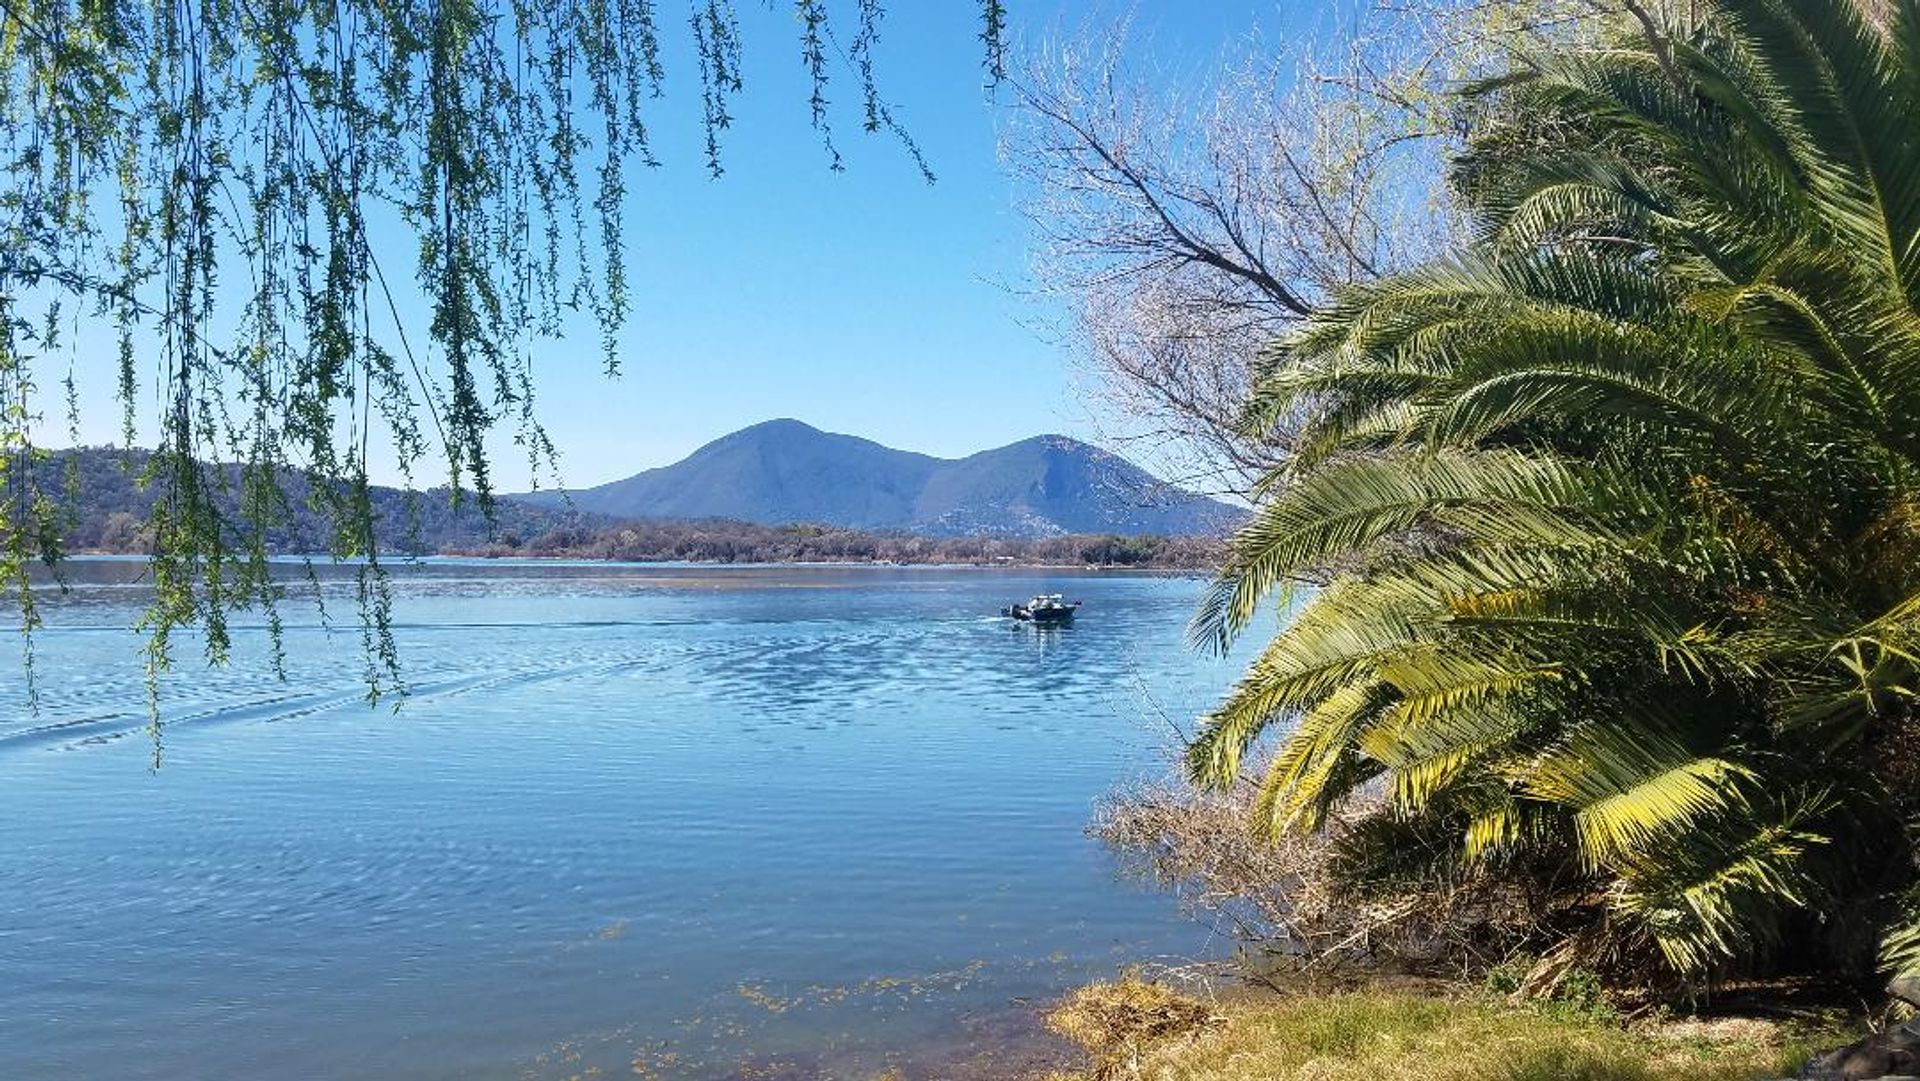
[0,561,1258,1080]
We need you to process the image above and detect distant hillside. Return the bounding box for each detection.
[515,419,1242,537]
[29,447,606,555]
[540,419,940,527]
[26,446,1227,568]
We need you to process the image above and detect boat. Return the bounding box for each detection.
[1002,593,1081,623]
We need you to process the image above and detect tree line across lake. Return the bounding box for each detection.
[458,521,1219,568]
[44,448,1219,569]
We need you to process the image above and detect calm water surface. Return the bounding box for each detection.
[0,561,1255,1079]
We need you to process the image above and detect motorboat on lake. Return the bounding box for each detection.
[1002,593,1081,623]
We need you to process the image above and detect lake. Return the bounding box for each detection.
[0,560,1257,1079]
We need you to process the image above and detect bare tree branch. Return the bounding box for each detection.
[1003,1,1607,498]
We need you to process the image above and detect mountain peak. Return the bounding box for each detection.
[520,421,1240,537]
[736,417,820,435]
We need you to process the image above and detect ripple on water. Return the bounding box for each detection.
[0,561,1252,1081]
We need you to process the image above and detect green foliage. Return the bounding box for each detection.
[1479,958,1615,1024]
[0,0,1004,716]
[1483,957,1529,998]
[1198,0,1920,988]
[1538,968,1617,1026]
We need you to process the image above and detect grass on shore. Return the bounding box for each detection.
[1041,979,1850,1081]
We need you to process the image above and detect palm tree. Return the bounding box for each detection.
[1192,0,1920,982]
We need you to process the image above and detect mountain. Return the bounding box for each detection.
[543,419,939,528]
[24,445,1225,567]
[30,447,611,555]
[515,419,1242,537]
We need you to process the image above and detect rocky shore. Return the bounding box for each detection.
[1792,1024,1920,1081]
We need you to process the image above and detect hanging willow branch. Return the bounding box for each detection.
[0,0,1006,719]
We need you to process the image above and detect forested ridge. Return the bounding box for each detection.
[39,448,1219,568]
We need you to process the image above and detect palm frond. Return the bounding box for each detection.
[1194,0,1920,985]
[1191,449,1587,653]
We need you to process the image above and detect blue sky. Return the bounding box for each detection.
[57,2,1329,489]
[509,1,1324,490]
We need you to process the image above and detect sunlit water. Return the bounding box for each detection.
[0,560,1258,1079]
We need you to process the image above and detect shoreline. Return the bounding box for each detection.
[1031,973,1862,1081]
[50,550,1219,574]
